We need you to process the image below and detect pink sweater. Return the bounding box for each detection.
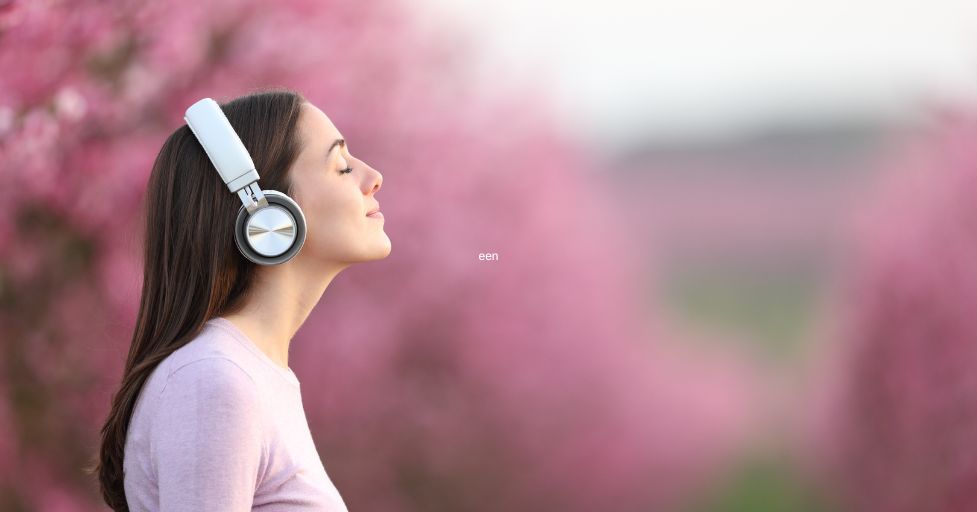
[123,317,349,511]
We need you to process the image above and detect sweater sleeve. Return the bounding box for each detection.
[152,357,265,511]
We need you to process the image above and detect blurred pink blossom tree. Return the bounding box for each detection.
[0,0,762,510]
[805,112,977,512]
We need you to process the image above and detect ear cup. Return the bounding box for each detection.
[234,190,307,265]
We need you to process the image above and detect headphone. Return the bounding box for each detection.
[183,97,307,265]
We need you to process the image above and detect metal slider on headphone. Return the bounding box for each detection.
[237,182,269,214]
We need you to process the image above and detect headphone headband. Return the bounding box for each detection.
[184,97,267,213]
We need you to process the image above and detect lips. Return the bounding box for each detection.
[366,203,380,216]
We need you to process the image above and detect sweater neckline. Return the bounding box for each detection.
[206,316,300,389]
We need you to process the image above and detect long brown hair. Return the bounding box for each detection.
[87,88,307,510]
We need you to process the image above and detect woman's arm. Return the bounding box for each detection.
[152,357,265,511]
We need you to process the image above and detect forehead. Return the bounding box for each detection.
[299,102,342,148]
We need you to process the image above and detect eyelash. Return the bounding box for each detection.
[339,166,353,174]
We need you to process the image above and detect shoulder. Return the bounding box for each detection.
[151,357,267,455]
[158,356,258,404]
[151,355,266,432]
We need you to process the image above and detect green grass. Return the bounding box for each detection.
[677,450,846,512]
[656,258,825,361]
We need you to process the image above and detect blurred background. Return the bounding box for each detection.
[3,0,977,510]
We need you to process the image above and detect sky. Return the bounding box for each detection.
[415,0,977,148]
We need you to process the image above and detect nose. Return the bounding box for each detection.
[367,168,382,194]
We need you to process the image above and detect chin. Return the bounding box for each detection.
[370,236,392,259]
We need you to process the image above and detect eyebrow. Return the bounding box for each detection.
[326,138,345,158]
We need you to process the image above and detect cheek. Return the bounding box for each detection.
[303,188,363,237]
[294,175,337,221]
[302,192,336,228]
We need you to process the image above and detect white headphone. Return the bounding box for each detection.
[184,97,307,265]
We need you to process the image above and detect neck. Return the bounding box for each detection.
[222,258,347,368]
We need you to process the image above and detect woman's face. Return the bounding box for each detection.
[288,102,391,265]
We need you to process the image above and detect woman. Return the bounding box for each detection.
[93,88,390,510]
